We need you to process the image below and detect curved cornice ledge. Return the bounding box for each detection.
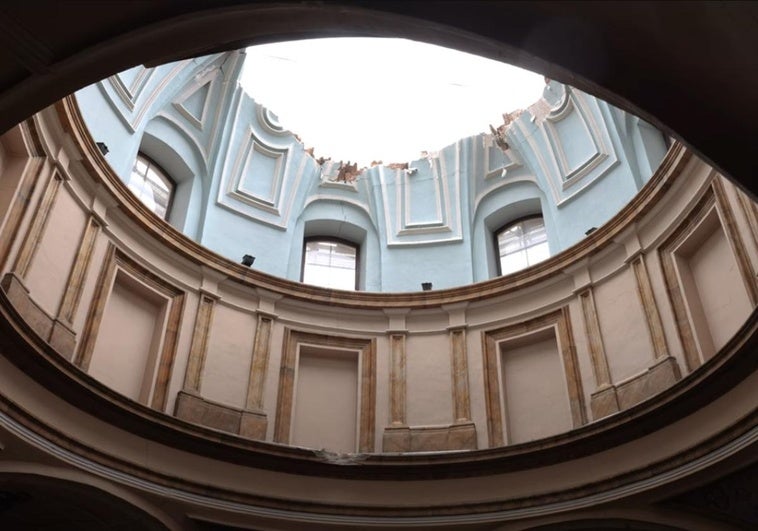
[1,286,756,517]
[56,96,692,309]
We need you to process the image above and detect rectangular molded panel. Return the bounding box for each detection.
[551,103,596,173]
[500,329,572,444]
[405,334,453,426]
[88,274,165,403]
[201,303,256,409]
[25,185,87,315]
[406,164,441,226]
[291,346,358,453]
[594,268,651,382]
[678,209,752,359]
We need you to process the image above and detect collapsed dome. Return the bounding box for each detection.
[0,5,756,528]
[76,41,668,292]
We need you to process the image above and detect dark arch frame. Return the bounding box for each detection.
[0,2,756,525]
[0,2,755,197]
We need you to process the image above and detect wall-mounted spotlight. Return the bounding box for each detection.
[241,254,255,267]
[96,142,109,156]
[421,282,432,291]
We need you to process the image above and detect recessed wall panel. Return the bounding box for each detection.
[551,106,595,173]
[594,269,650,382]
[679,210,752,359]
[201,303,256,408]
[88,275,164,402]
[25,186,87,314]
[292,346,358,453]
[406,334,453,426]
[500,329,572,443]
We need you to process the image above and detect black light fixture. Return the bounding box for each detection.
[96,142,109,156]
[585,227,598,236]
[241,254,255,267]
[421,282,432,291]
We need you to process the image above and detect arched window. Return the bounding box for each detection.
[126,153,174,220]
[301,238,359,290]
[496,216,549,275]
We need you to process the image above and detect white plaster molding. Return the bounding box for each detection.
[301,195,374,221]
[318,179,358,192]
[401,158,444,229]
[172,77,213,131]
[482,134,522,180]
[108,66,152,112]
[97,60,189,134]
[472,174,542,213]
[256,105,288,137]
[379,144,462,246]
[216,107,310,229]
[544,90,620,200]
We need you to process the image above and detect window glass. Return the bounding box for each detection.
[302,239,358,290]
[497,217,549,275]
[126,154,173,219]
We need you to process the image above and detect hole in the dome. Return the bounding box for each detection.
[73,38,671,292]
[240,38,545,166]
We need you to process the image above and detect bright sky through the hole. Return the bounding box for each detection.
[240,38,545,166]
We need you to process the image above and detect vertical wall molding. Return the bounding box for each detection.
[630,254,670,361]
[579,288,612,387]
[245,313,274,411]
[735,187,758,253]
[579,287,619,420]
[74,242,117,371]
[449,326,471,423]
[13,169,65,279]
[482,307,586,448]
[388,332,407,427]
[183,293,217,393]
[659,188,716,372]
[557,306,587,429]
[56,215,100,324]
[712,176,758,306]
[239,312,275,440]
[0,154,46,271]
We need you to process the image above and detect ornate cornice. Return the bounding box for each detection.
[55,96,692,309]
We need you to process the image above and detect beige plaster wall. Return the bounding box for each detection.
[201,302,256,408]
[25,185,87,315]
[291,346,359,453]
[567,296,595,421]
[373,334,391,448]
[261,320,285,440]
[70,234,109,334]
[499,328,573,443]
[405,333,454,426]
[165,292,200,414]
[683,211,752,358]
[88,273,165,402]
[594,268,651,383]
[466,328,489,446]
[2,110,757,457]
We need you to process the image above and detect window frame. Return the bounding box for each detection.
[300,236,361,291]
[494,215,550,276]
[127,152,176,221]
